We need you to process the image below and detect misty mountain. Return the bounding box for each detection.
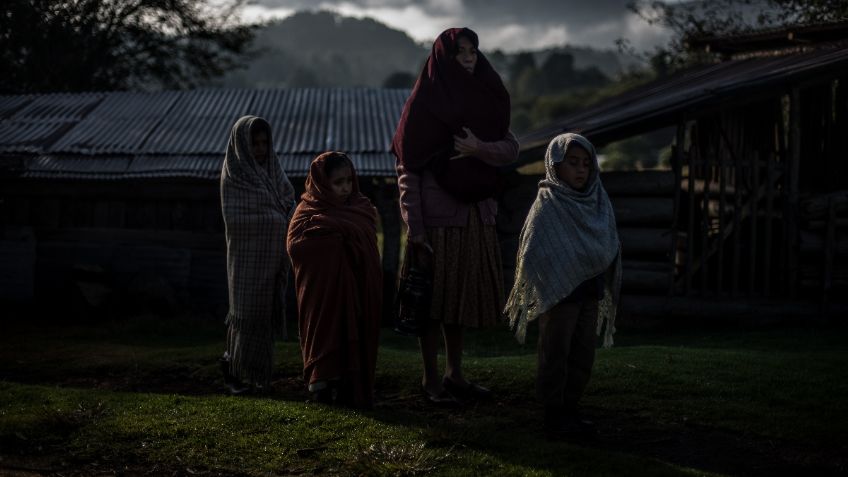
[217,11,426,88]
[216,10,640,89]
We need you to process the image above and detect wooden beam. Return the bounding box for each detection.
[787,87,801,298]
[601,171,675,196]
[612,197,675,225]
[700,128,712,296]
[669,121,685,296]
[749,151,759,296]
[686,124,696,295]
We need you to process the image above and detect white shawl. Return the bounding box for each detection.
[504,133,621,346]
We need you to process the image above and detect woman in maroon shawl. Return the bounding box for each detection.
[392,28,519,404]
[287,152,382,408]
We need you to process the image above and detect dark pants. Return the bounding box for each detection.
[536,298,599,411]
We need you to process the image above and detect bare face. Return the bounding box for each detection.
[327,165,353,201]
[455,36,477,74]
[555,143,592,190]
[251,129,269,163]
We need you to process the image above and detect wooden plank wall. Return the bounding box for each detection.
[0,180,228,311]
[675,78,848,303]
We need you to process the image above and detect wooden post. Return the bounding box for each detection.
[717,122,727,297]
[373,180,401,327]
[763,112,777,297]
[749,150,759,296]
[686,123,697,296]
[787,87,802,299]
[731,134,743,298]
[669,121,685,297]
[776,95,789,295]
[823,197,836,312]
[700,129,712,296]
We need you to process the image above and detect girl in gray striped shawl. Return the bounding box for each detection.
[504,132,621,438]
[220,115,296,394]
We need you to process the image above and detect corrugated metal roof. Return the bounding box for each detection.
[0,87,408,180]
[50,91,181,154]
[22,154,132,179]
[0,95,35,120]
[519,46,848,152]
[0,122,71,154]
[280,152,396,178]
[0,93,105,153]
[125,155,222,180]
[142,89,255,154]
[254,88,330,153]
[686,21,848,55]
[18,151,394,180]
[10,93,105,121]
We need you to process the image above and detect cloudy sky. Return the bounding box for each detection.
[239,0,676,52]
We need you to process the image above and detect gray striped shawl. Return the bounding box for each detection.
[504,133,621,346]
[221,116,296,340]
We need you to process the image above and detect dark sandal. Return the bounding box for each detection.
[442,377,492,401]
[421,386,460,406]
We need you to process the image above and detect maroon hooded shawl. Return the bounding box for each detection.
[391,28,511,201]
[286,152,382,408]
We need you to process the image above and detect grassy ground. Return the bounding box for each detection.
[1,314,846,476]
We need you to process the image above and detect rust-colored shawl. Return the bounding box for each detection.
[286,152,382,408]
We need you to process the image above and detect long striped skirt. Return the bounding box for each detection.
[425,204,505,328]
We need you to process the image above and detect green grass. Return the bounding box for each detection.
[1,315,846,476]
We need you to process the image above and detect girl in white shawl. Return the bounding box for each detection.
[220,115,296,395]
[504,132,621,438]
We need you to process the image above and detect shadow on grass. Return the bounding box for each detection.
[3,316,848,476]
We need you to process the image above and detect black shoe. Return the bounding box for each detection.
[562,405,596,434]
[544,406,589,440]
[226,380,251,396]
[219,356,235,385]
[421,385,461,407]
[545,420,584,440]
[442,377,492,401]
[312,387,334,405]
[251,382,272,396]
[571,413,595,434]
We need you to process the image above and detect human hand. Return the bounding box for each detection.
[450,127,480,160]
[408,233,433,254]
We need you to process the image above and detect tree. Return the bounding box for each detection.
[540,52,575,92]
[0,0,256,93]
[382,71,416,88]
[627,0,848,73]
[508,52,536,84]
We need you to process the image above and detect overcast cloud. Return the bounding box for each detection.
[240,0,674,52]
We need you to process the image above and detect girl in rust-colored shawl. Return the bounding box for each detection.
[287,152,382,409]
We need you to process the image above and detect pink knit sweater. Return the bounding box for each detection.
[397,131,520,237]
